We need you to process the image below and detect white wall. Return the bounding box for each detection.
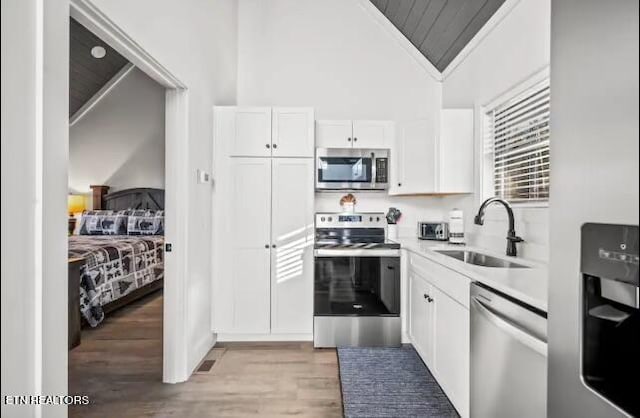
[90,0,238,375]
[441,0,551,261]
[2,0,69,417]
[1,1,40,416]
[547,1,638,417]
[2,0,237,411]
[237,0,446,232]
[443,0,551,108]
[69,67,165,195]
[238,0,441,121]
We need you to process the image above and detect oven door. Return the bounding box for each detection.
[315,148,387,190]
[314,249,400,316]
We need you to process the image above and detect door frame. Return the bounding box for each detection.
[70,0,190,383]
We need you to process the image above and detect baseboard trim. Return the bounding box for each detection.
[216,333,313,342]
[188,332,216,377]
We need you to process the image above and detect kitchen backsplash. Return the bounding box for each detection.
[314,192,549,263]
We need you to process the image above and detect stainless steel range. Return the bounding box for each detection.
[313,212,401,348]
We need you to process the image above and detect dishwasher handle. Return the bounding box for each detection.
[472,296,547,357]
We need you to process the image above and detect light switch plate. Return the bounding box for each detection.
[197,169,211,184]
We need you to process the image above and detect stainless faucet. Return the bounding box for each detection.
[474,198,523,257]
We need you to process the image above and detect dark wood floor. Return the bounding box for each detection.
[69,291,343,417]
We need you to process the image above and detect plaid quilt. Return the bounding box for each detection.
[68,235,164,327]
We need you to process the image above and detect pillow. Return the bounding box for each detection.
[78,212,128,235]
[127,213,163,235]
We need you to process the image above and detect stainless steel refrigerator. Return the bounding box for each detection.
[548,1,639,417]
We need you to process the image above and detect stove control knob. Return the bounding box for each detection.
[328,217,333,222]
[320,217,326,222]
[369,216,373,222]
[376,217,380,222]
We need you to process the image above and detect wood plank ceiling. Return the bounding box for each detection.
[69,18,129,117]
[371,0,506,72]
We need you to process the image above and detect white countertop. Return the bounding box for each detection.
[393,237,549,312]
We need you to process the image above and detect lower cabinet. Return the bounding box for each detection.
[409,273,434,365]
[408,253,470,418]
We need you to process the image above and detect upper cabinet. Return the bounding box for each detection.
[315,120,353,148]
[272,107,315,157]
[390,109,473,195]
[219,106,315,158]
[352,120,395,148]
[316,120,394,149]
[229,107,273,157]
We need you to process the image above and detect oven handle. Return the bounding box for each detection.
[314,249,401,257]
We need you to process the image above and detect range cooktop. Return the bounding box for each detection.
[314,212,400,250]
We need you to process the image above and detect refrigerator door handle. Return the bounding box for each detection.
[472,296,547,356]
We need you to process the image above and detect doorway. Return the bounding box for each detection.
[69,0,190,385]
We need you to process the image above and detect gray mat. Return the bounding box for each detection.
[337,345,459,418]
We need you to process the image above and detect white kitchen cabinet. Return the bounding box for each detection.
[228,107,272,157]
[390,119,436,194]
[222,158,272,334]
[270,158,314,334]
[432,286,470,418]
[316,120,394,149]
[390,109,473,195]
[352,120,394,148]
[316,120,353,148]
[407,251,470,418]
[213,107,315,338]
[272,107,315,157]
[409,273,435,366]
[220,106,314,158]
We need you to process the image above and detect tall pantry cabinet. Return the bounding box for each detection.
[212,107,315,339]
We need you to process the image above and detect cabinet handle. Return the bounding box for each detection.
[347,137,352,142]
[423,293,428,299]
[264,244,270,249]
[272,144,278,149]
[272,244,276,248]
[398,183,402,187]
[266,144,271,149]
[427,296,434,303]
[353,137,358,142]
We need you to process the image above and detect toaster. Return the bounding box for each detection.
[418,222,449,241]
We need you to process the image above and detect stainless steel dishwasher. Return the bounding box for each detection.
[470,282,548,418]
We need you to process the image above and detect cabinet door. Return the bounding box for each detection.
[352,120,394,148]
[272,107,315,157]
[409,273,434,366]
[390,119,436,195]
[433,286,470,418]
[226,158,272,334]
[438,109,473,193]
[316,120,353,148]
[229,107,272,157]
[270,158,314,334]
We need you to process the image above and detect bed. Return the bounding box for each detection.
[69,187,165,328]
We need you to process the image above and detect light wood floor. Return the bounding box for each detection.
[69,291,343,417]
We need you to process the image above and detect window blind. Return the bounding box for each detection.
[486,80,550,203]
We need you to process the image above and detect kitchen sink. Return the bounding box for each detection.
[435,250,530,268]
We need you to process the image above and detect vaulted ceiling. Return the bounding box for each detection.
[371,0,506,72]
[70,18,129,117]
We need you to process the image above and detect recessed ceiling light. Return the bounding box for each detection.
[91,46,106,59]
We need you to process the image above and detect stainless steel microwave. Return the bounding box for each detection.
[315,148,389,191]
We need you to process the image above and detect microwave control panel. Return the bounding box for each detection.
[375,158,388,183]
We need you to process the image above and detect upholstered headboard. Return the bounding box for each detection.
[90,186,164,211]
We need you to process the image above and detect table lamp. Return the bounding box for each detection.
[67,194,86,235]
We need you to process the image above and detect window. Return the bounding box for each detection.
[484,79,550,203]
